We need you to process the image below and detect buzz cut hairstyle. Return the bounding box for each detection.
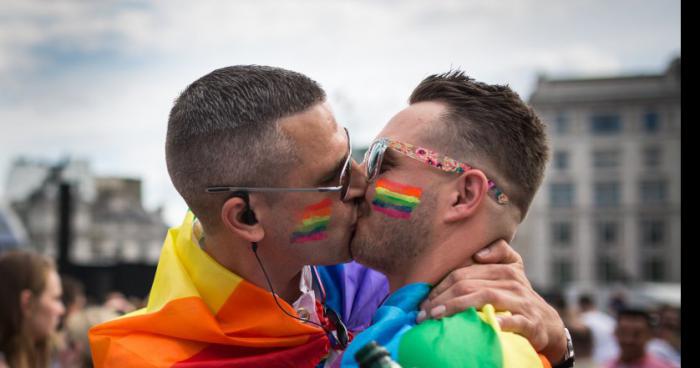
[165,65,326,230]
[409,70,549,219]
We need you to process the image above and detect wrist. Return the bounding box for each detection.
[550,327,575,368]
[541,326,568,364]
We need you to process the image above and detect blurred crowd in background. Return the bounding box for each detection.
[1,250,141,368]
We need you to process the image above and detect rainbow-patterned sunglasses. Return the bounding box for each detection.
[363,138,509,205]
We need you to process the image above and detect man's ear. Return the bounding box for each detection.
[443,169,489,223]
[220,196,265,242]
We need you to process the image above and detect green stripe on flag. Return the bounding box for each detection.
[397,307,503,367]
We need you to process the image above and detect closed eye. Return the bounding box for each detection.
[379,152,397,174]
[317,156,346,186]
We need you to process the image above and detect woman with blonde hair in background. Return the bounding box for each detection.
[0,250,65,368]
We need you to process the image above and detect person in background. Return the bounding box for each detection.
[579,293,620,365]
[101,291,136,315]
[0,250,66,368]
[59,276,87,327]
[65,306,121,368]
[608,291,628,317]
[55,277,89,368]
[569,326,599,368]
[605,308,675,368]
[647,305,681,367]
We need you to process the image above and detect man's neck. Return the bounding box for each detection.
[203,236,304,304]
[385,235,475,293]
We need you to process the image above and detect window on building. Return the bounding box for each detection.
[642,257,666,281]
[593,150,620,168]
[552,259,574,285]
[554,151,569,171]
[596,221,619,246]
[551,221,573,247]
[641,220,665,247]
[640,180,667,203]
[643,111,660,133]
[643,147,662,167]
[596,255,617,282]
[555,113,569,134]
[550,183,575,207]
[591,114,622,135]
[594,182,620,207]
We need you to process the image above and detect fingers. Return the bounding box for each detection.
[422,279,530,319]
[497,314,547,351]
[426,263,530,302]
[473,239,524,265]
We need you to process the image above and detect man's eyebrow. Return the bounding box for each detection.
[316,155,346,185]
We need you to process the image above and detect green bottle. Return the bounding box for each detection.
[354,340,402,368]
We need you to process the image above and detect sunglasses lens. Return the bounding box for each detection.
[366,143,382,181]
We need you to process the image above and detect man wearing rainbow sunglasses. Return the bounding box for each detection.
[89,66,569,367]
[342,71,572,367]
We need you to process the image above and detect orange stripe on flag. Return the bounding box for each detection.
[216,281,322,346]
[90,297,217,366]
[376,179,422,197]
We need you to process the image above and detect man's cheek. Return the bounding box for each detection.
[290,198,332,244]
[371,178,422,220]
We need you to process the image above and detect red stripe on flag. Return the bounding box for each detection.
[173,333,329,367]
[375,179,422,197]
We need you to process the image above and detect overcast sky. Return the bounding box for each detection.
[0,0,680,226]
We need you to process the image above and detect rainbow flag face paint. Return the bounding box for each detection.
[291,198,333,243]
[371,179,422,219]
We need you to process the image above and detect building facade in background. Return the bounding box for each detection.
[6,158,167,266]
[516,58,680,295]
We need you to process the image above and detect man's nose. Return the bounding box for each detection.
[342,159,368,202]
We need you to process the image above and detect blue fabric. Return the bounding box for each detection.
[340,283,431,367]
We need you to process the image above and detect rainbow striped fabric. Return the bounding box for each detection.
[88,211,330,367]
[292,198,333,243]
[339,283,552,368]
[371,179,422,219]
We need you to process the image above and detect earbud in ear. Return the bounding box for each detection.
[231,191,258,225]
[241,207,258,225]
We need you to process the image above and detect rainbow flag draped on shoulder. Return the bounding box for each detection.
[88,211,330,367]
[339,283,552,368]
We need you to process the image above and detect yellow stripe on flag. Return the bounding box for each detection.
[478,304,550,368]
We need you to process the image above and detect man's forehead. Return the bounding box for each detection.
[280,102,339,147]
[279,102,347,178]
[377,101,445,144]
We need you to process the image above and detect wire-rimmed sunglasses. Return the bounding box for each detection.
[206,127,353,201]
[363,137,509,205]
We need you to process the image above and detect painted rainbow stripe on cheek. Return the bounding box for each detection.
[371,179,422,219]
[291,198,333,243]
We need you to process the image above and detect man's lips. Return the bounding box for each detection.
[355,198,372,219]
